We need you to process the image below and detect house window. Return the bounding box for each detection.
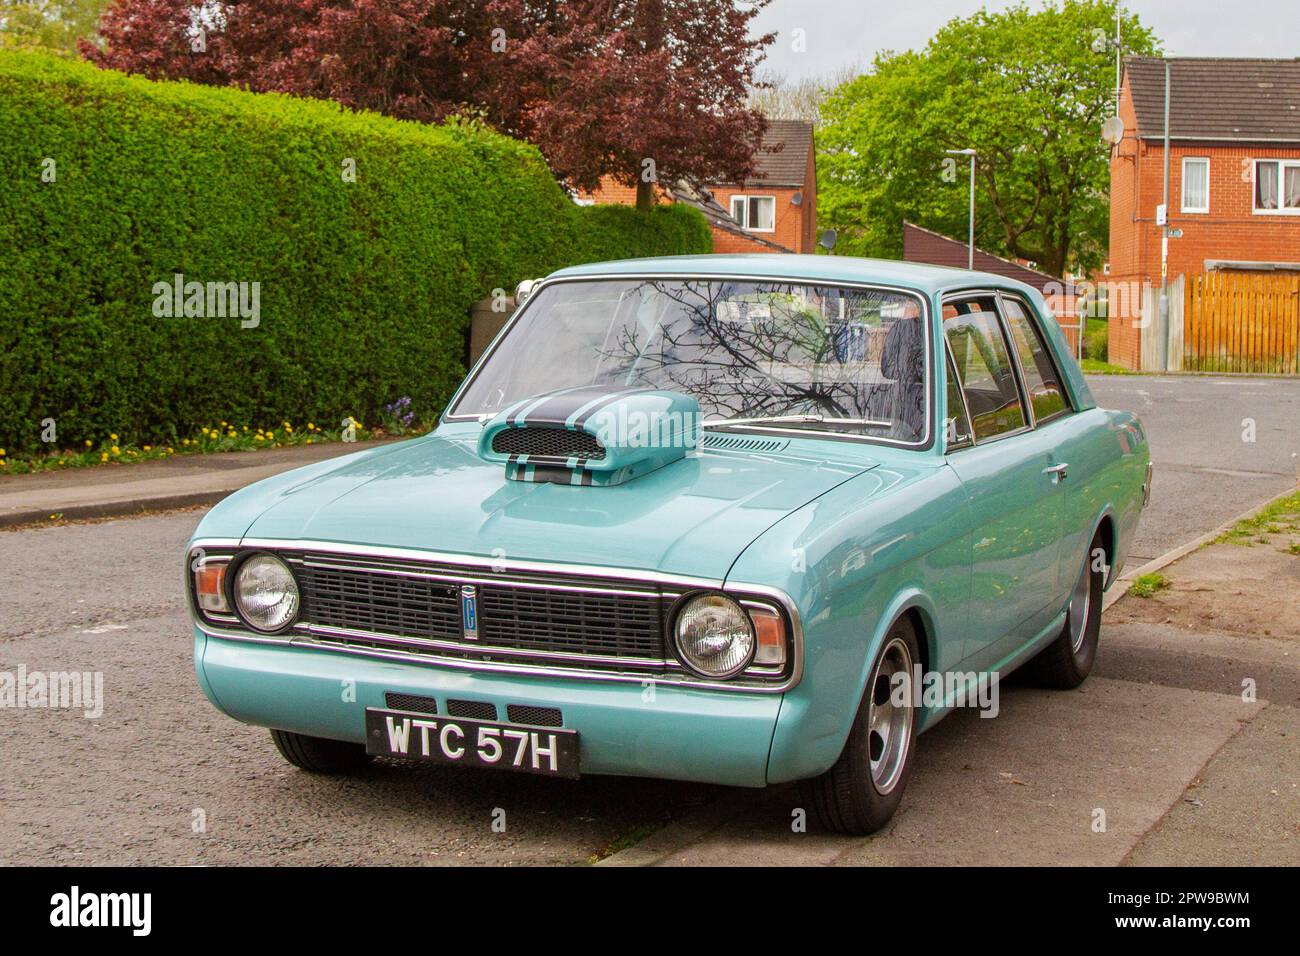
[1181,157,1209,213]
[730,195,776,232]
[1253,159,1300,213]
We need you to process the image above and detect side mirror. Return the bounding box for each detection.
[514,278,539,307]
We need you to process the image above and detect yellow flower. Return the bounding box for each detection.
[220,421,228,427]
[182,438,190,446]
[0,448,6,457]
[110,433,118,441]
[85,439,93,448]
[100,453,108,462]
[111,446,120,455]
[307,422,316,430]
[143,445,152,452]
[306,438,313,444]
[167,447,174,454]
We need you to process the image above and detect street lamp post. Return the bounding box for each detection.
[946,148,977,270]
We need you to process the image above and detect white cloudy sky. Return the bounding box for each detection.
[752,0,1300,80]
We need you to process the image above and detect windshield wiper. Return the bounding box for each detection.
[703,414,894,429]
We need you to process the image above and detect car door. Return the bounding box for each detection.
[942,293,1066,670]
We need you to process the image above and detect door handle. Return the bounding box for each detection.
[1043,463,1069,482]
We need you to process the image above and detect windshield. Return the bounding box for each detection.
[450,278,930,445]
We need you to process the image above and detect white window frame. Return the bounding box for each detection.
[1252,158,1300,215]
[729,194,777,233]
[1180,156,1209,213]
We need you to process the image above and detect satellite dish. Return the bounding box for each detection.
[818,229,838,252]
[791,191,803,207]
[1101,115,1125,145]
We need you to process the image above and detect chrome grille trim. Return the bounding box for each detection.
[188,538,803,692]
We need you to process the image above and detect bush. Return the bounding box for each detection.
[1083,318,1108,362]
[0,51,711,453]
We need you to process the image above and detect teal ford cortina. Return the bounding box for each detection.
[187,254,1150,834]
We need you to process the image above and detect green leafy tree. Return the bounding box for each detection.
[818,0,1159,277]
[0,1,109,54]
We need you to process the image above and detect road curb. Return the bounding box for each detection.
[599,482,1299,868]
[0,490,234,529]
[1103,481,1298,611]
[0,439,398,530]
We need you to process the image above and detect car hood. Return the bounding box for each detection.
[237,431,877,580]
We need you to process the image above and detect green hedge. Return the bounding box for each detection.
[0,51,711,453]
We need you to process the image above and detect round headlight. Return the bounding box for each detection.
[674,594,755,679]
[233,553,300,633]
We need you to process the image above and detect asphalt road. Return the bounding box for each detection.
[1085,374,1300,562]
[0,375,1295,866]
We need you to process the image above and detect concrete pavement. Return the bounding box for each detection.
[0,440,393,528]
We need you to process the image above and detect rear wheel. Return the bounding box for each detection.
[270,729,372,774]
[1024,530,1105,689]
[799,616,920,835]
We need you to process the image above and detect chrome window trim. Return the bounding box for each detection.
[942,344,976,452]
[940,289,1034,446]
[443,272,935,451]
[188,538,804,693]
[995,290,1076,426]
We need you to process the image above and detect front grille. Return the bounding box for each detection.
[491,426,606,462]
[507,704,563,727]
[479,586,661,657]
[385,692,438,715]
[300,566,460,639]
[293,554,667,664]
[447,699,497,720]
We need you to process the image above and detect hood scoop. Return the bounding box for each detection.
[478,387,701,486]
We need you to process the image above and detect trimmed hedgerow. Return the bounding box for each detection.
[0,50,711,454]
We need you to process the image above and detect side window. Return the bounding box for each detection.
[943,297,1027,441]
[944,349,974,449]
[1000,296,1069,424]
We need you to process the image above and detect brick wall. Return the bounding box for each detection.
[701,185,808,253]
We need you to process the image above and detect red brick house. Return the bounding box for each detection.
[579,119,818,254]
[1107,56,1300,368]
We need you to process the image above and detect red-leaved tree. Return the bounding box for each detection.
[84,0,773,206]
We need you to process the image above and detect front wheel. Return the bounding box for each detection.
[798,616,920,835]
[1023,530,1105,689]
[270,729,372,774]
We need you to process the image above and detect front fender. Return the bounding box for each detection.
[724,460,972,784]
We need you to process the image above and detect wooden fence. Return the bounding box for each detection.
[1183,272,1300,374]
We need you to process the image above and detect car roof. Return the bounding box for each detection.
[546,253,1042,299]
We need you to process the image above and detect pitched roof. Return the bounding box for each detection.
[902,222,1074,293]
[718,119,813,188]
[1125,56,1300,143]
[668,180,793,251]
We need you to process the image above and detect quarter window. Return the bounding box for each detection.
[999,296,1070,424]
[944,350,974,449]
[729,195,776,232]
[943,297,1027,442]
[1181,157,1209,213]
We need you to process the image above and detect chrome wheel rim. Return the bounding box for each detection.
[867,636,914,795]
[1067,555,1093,654]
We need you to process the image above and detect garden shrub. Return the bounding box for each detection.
[0,50,711,452]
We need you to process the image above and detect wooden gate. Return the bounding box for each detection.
[1183,272,1300,374]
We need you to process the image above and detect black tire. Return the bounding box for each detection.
[270,729,372,774]
[798,615,921,836]
[1023,530,1105,689]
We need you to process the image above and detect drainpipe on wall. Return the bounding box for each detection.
[1158,59,1171,373]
